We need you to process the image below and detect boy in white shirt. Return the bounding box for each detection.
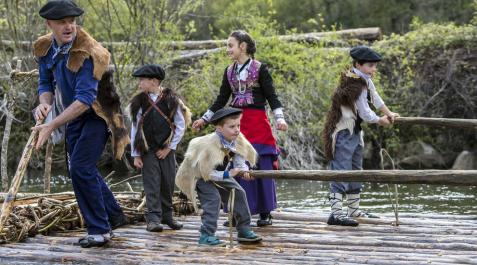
[322,46,399,226]
[129,64,190,232]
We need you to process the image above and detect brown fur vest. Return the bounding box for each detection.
[129,88,192,155]
[33,28,130,160]
[321,71,367,161]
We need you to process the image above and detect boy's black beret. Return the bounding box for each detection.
[350,45,382,62]
[132,64,166,80]
[210,108,243,125]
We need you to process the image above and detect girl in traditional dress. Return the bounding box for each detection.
[192,30,288,226]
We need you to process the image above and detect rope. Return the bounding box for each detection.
[379,148,400,226]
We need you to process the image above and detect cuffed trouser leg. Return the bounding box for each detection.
[196,179,221,235]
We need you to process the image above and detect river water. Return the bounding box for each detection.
[19,170,476,216]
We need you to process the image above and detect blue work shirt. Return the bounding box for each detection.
[38,39,98,109]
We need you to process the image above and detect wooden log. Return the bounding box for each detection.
[1,27,382,52]
[0,61,22,192]
[249,170,477,186]
[395,116,477,129]
[0,118,45,232]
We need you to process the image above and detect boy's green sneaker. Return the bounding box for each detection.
[198,233,226,246]
[237,230,262,243]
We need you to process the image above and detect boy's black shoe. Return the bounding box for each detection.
[327,214,359,227]
[78,235,109,248]
[146,221,163,232]
[256,213,272,227]
[162,219,183,230]
[109,214,128,230]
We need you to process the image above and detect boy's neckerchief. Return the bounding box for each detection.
[352,67,376,92]
[215,131,237,152]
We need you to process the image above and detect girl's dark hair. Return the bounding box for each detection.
[230,30,256,58]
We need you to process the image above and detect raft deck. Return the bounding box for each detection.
[0,210,476,264]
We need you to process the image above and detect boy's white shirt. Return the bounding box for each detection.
[353,67,384,123]
[130,93,185,157]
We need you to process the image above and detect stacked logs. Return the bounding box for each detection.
[0,191,194,244]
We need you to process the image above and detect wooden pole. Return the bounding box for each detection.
[0,119,43,232]
[0,60,22,192]
[394,117,477,129]
[43,140,53,194]
[1,27,382,52]
[249,170,477,186]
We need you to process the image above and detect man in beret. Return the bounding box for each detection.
[175,107,262,246]
[32,0,129,247]
[129,64,191,232]
[321,45,399,226]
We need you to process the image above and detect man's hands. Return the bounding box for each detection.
[34,103,52,121]
[31,123,55,150]
[31,103,53,150]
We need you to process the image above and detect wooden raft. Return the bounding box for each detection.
[0,210,476,264]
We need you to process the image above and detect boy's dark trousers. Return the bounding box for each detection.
[196,178,252,236]
[141,150,176,223]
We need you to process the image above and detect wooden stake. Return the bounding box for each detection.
[0,119,43,232]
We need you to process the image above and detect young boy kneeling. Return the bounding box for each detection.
[176,108,262,246]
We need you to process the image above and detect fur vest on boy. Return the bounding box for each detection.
[176,133,257,211]
[322,71,368,161]
[129,89,191,155]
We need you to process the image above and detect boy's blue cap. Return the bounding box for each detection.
[350,46,382,62]
[132,64,166,80]
[39,0,84,20]
[210,108,243,125]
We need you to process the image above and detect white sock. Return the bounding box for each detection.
[87,233,110,242]
[346,193,362,217]
[329,193,344,217]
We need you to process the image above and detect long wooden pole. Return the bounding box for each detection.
[249,170,477,186]
[0,27,382,51]
[0,119,43,232]
[395,117,477,129]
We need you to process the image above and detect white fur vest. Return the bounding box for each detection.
[175,132,257,211]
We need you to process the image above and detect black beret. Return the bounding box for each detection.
[39,0,84,20]
[132,64,166,80]
[210,108,243,125]
[350,45,382,62]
